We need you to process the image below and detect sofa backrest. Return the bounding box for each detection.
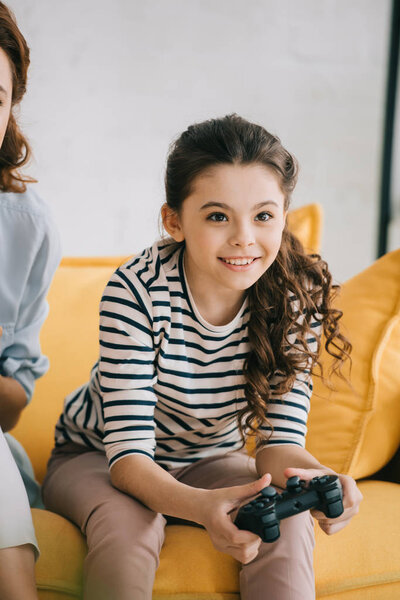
[306,248,400,479]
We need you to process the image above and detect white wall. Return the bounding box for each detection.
[9,0,390,282]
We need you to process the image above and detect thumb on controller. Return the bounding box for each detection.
[228,472,271,504]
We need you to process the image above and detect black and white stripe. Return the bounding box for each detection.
[55,241,320,470]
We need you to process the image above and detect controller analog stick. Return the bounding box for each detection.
[260,487,277,500]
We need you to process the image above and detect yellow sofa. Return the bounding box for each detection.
[12,204,400,599]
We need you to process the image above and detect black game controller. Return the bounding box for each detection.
[234,475,344,542]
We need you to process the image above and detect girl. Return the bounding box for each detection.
[43,114,362,600]
[0,2,61,598]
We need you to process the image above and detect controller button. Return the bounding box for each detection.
[287,476,300,486]
[261,513,276,524]
[286,476,303,494]
[243,505,253,512]
[261,487,277,499]
[327,500,344,518]
[325,489,340,500]
[264,525,280,542]
[255,502,265,509]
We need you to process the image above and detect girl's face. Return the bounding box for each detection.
[0,48,12,147]
[163,163,287,307]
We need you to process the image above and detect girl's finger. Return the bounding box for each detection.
[341,478,363,510]
[283,467,330,481]
[320,518,351,535]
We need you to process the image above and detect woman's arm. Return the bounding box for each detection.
[0,195,61,406]
[0,374,27,432]
[0,328,27,431]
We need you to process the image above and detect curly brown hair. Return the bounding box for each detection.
[164,114,352,452]
[0,1,35,192]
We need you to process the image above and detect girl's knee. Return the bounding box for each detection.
[268,510,315,553]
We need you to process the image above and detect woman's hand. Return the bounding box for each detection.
[198,473,271,564]
[0,326,28,431]
[284,467,363,535]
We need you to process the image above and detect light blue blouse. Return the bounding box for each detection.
[0,187,61,401]
[0,187,61,507]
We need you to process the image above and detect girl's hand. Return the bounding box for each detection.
[198,473,272,564]
[284,467,363,535]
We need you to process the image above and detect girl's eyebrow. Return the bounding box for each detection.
[200,200,279,211]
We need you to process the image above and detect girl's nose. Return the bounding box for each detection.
[229,224,255,247]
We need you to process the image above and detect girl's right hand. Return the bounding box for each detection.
[198,473,271,564]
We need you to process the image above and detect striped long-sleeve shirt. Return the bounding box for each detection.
[55,240,320,471]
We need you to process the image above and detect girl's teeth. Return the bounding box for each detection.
[222,258,254,265]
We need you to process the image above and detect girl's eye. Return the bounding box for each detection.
[207,212,227,222]
[255,211,272,222]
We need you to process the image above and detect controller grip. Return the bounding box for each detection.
[323,497,344,518]
[318,476,344,519]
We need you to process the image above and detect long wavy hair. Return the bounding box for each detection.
[0,2,35,192]
[164,114,352,451]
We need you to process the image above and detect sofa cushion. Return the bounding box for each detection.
[286,201,322,254]
[33,508,86,600]
[33,480,400,599]
[306,249,400,479]
[313,480,400,599]
[12,204,322,483]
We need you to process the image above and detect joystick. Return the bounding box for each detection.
[234,475,343,542]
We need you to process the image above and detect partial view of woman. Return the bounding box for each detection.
[0,3,61,598]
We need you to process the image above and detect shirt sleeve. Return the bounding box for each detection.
[1,212,61,402]
[256,307,322,450]
[98,268,158,469]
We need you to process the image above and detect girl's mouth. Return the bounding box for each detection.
[218,257,260,270]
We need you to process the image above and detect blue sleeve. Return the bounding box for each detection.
[0,199,62,402]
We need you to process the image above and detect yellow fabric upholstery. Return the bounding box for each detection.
[306,249,400,479]
[286,202,322,254]
[8,202,400,598]
[32,508,86,600]
[31,481,400,599]
[12,258,128,483]
[314,480,400,599]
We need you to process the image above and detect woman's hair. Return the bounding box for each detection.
[0,2,34,192]
[164,113,352,452]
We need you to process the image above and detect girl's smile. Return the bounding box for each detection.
[218,256,261,270]
[162,162,287,325]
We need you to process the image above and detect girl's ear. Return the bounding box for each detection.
[161,203,185,242]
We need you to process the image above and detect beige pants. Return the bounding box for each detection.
[42,444,315,600]
[0,427,39,559]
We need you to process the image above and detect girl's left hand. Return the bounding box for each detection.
[283,467,363,535]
